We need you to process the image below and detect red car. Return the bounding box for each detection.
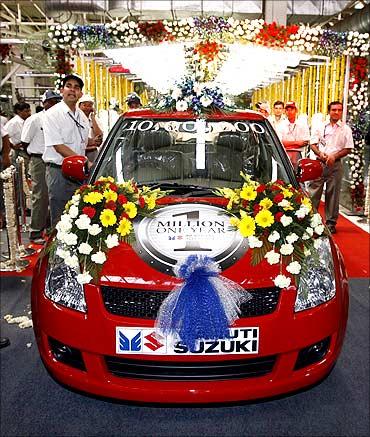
[32,109,348,403]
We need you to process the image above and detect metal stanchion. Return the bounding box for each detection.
[0,166,29,271]
[15,156,36,257]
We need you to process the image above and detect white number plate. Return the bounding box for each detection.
[116,327,259,355]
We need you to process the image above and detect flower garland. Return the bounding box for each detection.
[49,176,168,284]
[214,173,326,288]
[153,76,232,115]
[53,48,74,90]
[138,20,172,43]
[255,22,299,48]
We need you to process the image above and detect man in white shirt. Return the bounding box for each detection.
[21,90,62,244]
[78,94,103,162]
[268,100,286,137]
[280,101,310,168]
[5,102,31,173]
[309,101,354,234]
[43,74,90,227]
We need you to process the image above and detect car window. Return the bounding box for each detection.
[94,118,291,189]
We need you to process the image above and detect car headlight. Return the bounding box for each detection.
[45,251,87,313]
[294,237,336,312]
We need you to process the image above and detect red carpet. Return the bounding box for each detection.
[1,216,368,279]
[319,205,369,278]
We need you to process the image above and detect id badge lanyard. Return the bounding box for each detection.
[68,112,86,151]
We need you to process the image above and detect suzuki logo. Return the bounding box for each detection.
[144,332,164,351]
[119,331,141,352]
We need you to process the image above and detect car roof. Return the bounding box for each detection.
[121,108,266,121]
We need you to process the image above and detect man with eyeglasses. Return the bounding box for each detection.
[42,74,90,227]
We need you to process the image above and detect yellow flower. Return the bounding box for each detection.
[238,215,256,237]
[283,201,294,211]
[255,209,274,228]
[122,181,135,193]
[83,191,103,205]
[124,201,137,219]
[259,197,273,209]
[100,209,117,227]
[98,176,114,183]
[230,216,240,228]
[117,217,132,237]
[145,195,156,210]
[240,185,257,201]
[282,188,294,198]
[103,190,118,202]
[301,197,312,211]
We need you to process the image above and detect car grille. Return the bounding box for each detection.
[101,286,280,319]
[104,355,277,381]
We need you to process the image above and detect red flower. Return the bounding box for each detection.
[109,183,118,192]
[273,193,284,203]
[117,194,128,205]
[241,200,249,209]
[253,204,263,215]
[79,184,89,192]
[105,200,116,211]
[138,196,145,208]
[82,206,96,218]
[256,184,266,193]
[275,212,284,222]
[120,212,129,220]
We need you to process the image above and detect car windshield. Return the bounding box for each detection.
[94,117,292,190]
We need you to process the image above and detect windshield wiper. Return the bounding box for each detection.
[139,182,215,196]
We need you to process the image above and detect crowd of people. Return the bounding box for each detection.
[0,73,143,245]
[256,99,354,234]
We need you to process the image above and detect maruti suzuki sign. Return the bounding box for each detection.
[134,204,248,275]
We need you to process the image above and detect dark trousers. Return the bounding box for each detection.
[45,165,80,228]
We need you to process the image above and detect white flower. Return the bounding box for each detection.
[78,242,93,255]
[200,95,213,107]
[106,234,119,248]
[60,232,78,246]
[248,235,263,248]
[68,204,79,218]
[91,251,107,264]
[286,261,301,275]
[278,199,290,208]
[77,271,93,284]
[273,274,291,288]
[64,254,79,269]
[75,214,91,230]
[310,213,322,227]
[295,205,309,219]
[88,224,102,236]
[268,230,280,243]
[280,215,293,227]
[315,224,325,235]
[176,100,188,111]
[56,219,72,233]
[193,83,204,96]
[280,243,294,255]
[71,194,81,204]
[265,250,280,265]
[286,233,299,244]
[171,87,182,100]
[304,247,311,256]
[56,247,70,260]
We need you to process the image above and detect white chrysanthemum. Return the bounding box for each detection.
[78,242,93,255]
[68,204,79,218]
[88,224,102,236]
[176,100,188,111]
[281,215,293,227]
[278,199,290,208]
[171,87,182,100]
[273,274,291,288]
[286,233,299,244]
[310,213,322,227]
[286,261,301,275]
[56,247,70,260]
[75,214,91,230]
[71,194,81,204]
[106,234,119,248]
[315,224,325,235]
[56,219,72,233]
[280,243,294,255]
[60,232,78,246]
[248,235,263,248]
[265,250,280,265]
[295,206,309,219]
[268,230,280,243]
[91,251,107,264]
[200,95,213,107]
[77,271,93,284]
[64,254,79,269]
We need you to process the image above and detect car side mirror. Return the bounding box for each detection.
[62,155,89,182]
[296,158,323,183]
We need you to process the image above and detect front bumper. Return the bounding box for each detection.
[32,259,348,404]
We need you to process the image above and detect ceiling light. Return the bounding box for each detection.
[354,1,364,9]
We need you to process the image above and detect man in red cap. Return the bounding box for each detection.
[280,101,310,168]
